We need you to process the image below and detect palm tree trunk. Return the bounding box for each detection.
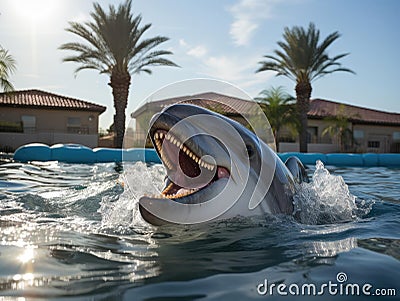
[295,81,312,153]
[109,70,131,148]
[274,129,280,152]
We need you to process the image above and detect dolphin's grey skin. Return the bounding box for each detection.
[138,104,307,225]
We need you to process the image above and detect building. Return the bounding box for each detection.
[129,92,273,148]
[130,92,400,153]
[301,99,400,153]
[0,89,106,151]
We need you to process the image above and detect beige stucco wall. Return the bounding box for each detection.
[0,107,100,134]
[279,142,339,153]
[353,124,400,152]
[0,107,101,150]
[0,132,99,149]
[280,121,400,153]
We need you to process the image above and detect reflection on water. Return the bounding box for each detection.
[0,223,160,296]
[358,238,400,260]
[305,237,358,258]
[0,161,399,299]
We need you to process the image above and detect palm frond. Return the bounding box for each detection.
[256,22,354,84]
[60,0,177,78]
[131,57,179,74]
[0,47,16,92]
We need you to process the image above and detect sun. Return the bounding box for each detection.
[12,0,58,25]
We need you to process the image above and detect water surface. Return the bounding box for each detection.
[0,159,399,300]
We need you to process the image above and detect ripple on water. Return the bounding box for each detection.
[0,160,398,299]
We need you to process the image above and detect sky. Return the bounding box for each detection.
[1,0,399,130]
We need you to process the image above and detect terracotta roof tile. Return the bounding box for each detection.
[131,92,259,117]
[131,92,400,126]
[309,99,400,125]
[0,89,106,113]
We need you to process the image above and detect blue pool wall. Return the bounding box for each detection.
[13,143,161,164]
[13,143,400,167]
[278,152,400,167]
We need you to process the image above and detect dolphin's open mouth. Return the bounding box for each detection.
[151,129,230,201]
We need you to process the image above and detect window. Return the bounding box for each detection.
[67,117,88,134]
[368,141,380,148]
[353,130,364,140]
[393,132,400,141]
[307,127,318,143]
[67,117,81,126]
[21,115,36,133]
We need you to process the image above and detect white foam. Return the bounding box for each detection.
[293,160,359,225]
[99,162,165,229]
[100,160,371,228]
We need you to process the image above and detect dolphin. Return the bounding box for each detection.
[138,103,307,225]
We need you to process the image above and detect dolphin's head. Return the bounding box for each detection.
[138,104,276,225]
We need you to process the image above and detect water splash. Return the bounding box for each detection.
[293,160,371,225]
[102,160,374,228]
[99,162,165,230]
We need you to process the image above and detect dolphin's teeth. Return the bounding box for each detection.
[162,182,174,195]
[154,129,218,177]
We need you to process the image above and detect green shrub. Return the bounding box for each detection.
[0,121,23,132]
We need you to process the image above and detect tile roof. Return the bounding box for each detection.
[0,89,106,113]
[131,92,400,126]
[131,92,259,117]
[309,99,400,126]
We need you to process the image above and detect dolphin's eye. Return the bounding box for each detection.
[246,144,255,158]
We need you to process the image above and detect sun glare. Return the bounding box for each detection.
[18,246,36,264]
[12,0,58,24]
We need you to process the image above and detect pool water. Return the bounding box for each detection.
[0,159,399,300]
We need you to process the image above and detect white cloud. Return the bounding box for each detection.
[230,19,259,46]
[187,45,208,58]
[229,0,277,46]
[201,54,274,92]
[178,38,208,58]
[179,39,188,47]
[177,37,274,95]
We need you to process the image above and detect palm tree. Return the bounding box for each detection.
[60,0,178,148]
[322,104,357,152]
[256,22,354,153]
[0,47,16,92]
[255,86,296,152]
